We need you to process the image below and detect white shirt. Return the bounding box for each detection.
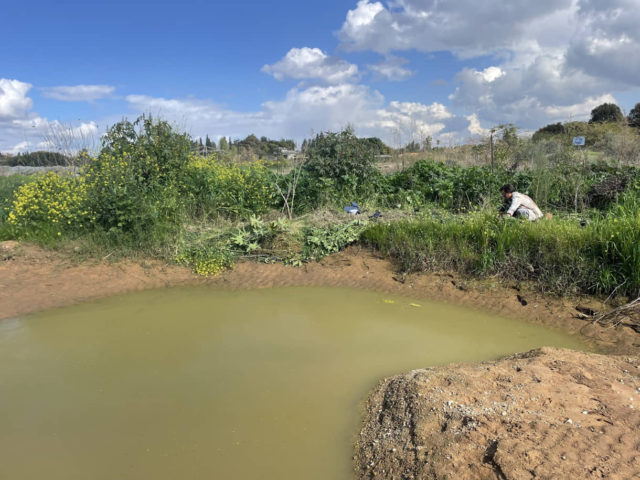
[506,192,543,220]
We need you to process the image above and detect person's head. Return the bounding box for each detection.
[499,184,514,199]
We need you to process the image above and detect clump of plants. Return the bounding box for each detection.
[6,172,91,241]
[180,155,278,218]
[176,216,294,275]
[302,219,368,260]
[362,196,640,296]
[83,115,192,246]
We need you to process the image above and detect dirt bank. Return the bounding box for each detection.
[2,241,638,355]
[355,347,640,479]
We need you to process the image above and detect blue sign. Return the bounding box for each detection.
[572,136,586,146]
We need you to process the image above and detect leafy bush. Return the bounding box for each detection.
[6,172,91,240]
[589,103,624,124]
[83,116,192,245]
[303,219,368,259]
[388,160,529,210]
[181,155,277,218]
[304,128,377,191]
[100,115,191,183]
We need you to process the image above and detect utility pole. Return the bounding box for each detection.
[490,130,494,171]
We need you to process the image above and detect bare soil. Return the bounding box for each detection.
[355,347,640,479]
[2,241,640,479]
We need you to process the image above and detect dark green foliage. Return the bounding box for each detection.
[304,128,377,188]
[360,137,391,155]
[388,160,529,210]
[85,115,192,245]
[0,151,72,166]
[234,134,295,158]
[628,103,640,129]
[589,103,624,124]
[532,123,565,142]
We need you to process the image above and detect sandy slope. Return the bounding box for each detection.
[355,347,640,479]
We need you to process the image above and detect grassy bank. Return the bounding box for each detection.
[362,201,640,296]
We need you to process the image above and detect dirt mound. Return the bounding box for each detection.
[355,347,640,479]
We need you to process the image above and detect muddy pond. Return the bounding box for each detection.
[0,286,586,479]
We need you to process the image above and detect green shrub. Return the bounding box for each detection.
[181,155,277,218]
[83,116,192,245]
[6,172,91,240]
[304,128,377,195]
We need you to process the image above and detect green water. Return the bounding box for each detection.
[0,286,585,479]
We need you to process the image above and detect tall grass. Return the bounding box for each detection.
[362,199,640,296]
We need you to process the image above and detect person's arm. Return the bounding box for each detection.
[506,194,521,216]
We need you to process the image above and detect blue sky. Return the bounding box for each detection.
[2,0,640,153]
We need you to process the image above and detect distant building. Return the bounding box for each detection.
[280,148,306,161]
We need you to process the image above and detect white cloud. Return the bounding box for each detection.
[476,67,504,83]
[368,56,413,81]
[0,78,100,153]
[336,0,640,132]
[0,79,33,120]
[41,84,115,102]
[261,47,359,84]
[8,141,29,155]
[125,85,462,146]
[338,0,575,57]
[565,0,640,86]
[466,114,488,136]
[449,54,617,128]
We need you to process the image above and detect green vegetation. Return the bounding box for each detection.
[590,103,624,124]
[1,109,640,298]
[362,199,640,296]
[0,151,72,167]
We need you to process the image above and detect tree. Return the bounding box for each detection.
[628,102,640,129]
[403,140,420,153]
[589,103,624,124]
[304,128,376,186]
[205,135,212,148]
[218,136,228,151]
[532,122,565,142]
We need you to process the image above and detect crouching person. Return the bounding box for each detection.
[499,184,543,221]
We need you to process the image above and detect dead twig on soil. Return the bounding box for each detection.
[591,296,640,332]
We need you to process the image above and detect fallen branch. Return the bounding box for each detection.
[591,296,640,332]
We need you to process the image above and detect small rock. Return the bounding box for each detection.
[565,418,573,425]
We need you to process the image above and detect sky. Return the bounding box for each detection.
[2,0,640,154]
